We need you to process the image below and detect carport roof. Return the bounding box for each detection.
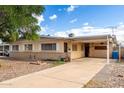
[71,35,112,40]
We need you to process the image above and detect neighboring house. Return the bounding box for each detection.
[113,42,124,60]
[121,47,124,58]
[118,42,124,59]
[9,34,116,63]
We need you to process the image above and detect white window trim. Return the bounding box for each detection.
[12,45,19,52]
[41,43,56,51]
[24,44,33,51]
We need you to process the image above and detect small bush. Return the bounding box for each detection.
[60,58,64,61]
[52,60,65,66]
[57,60,65,64]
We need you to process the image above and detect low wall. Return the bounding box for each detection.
[10,52,69,61]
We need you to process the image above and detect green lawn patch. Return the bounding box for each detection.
[52,60,65,66]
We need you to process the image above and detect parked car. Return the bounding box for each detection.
[4,49,9,56]
[0,51,4,56]
[0,50,9,57]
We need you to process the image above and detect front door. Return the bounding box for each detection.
[64,43,68,53]
[84,43,89,57]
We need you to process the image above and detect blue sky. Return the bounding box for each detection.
[37,5,124,40]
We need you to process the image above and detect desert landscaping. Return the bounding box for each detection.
[84,61,124,88]
[0,57,65,82]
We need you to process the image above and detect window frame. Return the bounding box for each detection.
[12,45,19,51]
[94,46,107,50]
[25,44,33,51]
[41,43,56,51]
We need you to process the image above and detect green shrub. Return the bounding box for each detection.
[52,60,65,66]
[60,58,64,61]
[57,60,65,64]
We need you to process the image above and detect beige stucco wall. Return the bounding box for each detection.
[89,43,113,58]
[70,43,84,59]
[10,39,65,53]
[121,48,124,58]
[9,39,66,60]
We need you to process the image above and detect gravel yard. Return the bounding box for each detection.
[84,61,124,88]
[0,57,64,82]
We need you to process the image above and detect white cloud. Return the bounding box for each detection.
[32,14,44,25]
[114,23,124,43]
[54,32,68,37]
[32,14,46,35]
[54,23,112,37]
[53,22,124,44]
[70,18,77,23]
[119,22,123,25]
[41,26,48,32]
[67,5,79,12]
[83,22,89,26]
[37,25,49,35]
[49,14,57,20]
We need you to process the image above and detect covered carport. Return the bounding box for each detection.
[69,35,115,64]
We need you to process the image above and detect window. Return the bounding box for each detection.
[25,44,32,51]
[0,46,3,51]
[41,43,56,50]
[12,45,19,51]
[95,46,107,50]
[4,45,9,51]
[72,44,77,51]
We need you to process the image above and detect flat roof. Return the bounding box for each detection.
[11,34,115,44]
[40,34,112,40]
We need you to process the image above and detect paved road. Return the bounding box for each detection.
[0,58,106,88]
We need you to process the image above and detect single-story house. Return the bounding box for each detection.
[9,34,116,63]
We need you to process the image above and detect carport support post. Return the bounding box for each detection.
[107,36,110,64]
[119,43,121,62]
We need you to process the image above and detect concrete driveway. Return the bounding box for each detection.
[0,58,106,88]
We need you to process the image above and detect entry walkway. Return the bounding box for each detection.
[0,58,106,88]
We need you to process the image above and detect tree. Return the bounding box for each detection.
[0,5,45,42]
